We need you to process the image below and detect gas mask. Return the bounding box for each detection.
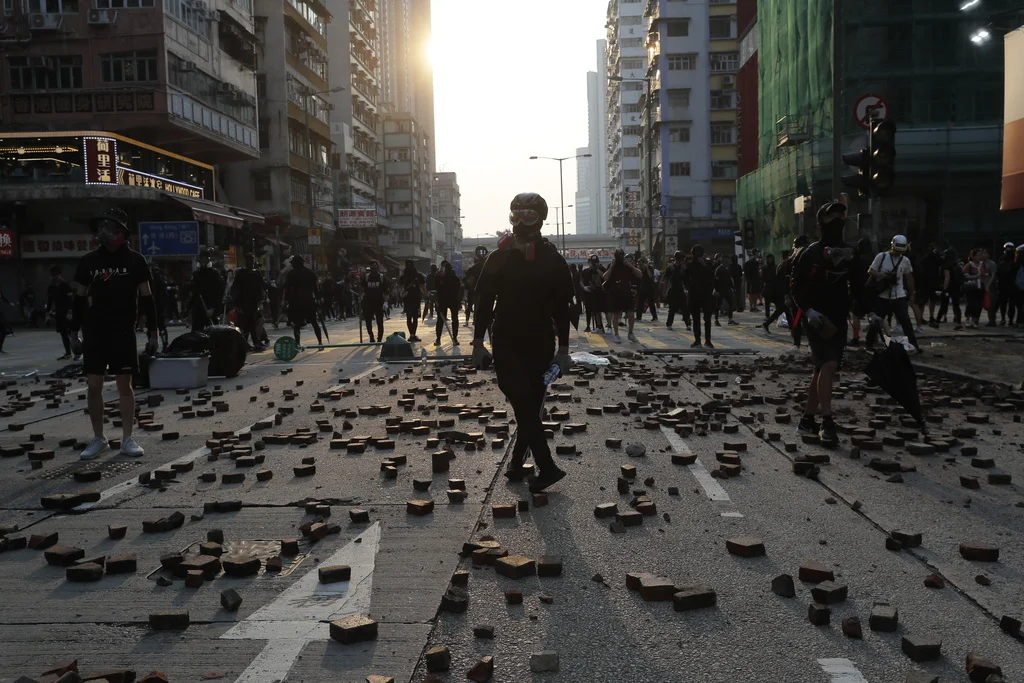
[820,216,845,246]
[96,220,126,249]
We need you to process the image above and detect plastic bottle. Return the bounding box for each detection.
[542,363,561,387]
[420,347,428,372]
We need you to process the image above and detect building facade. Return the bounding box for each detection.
[431,171,460,265]
[645,0,740,259]
[736,0,758,179]
[221,0,333,268]
[575,55,609,235]
[382,112,431,264]
[737,0,1024,256]
[605,0,647,245]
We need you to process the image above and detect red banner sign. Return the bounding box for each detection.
[21,234,99,259]
[84,136,117,185]
[0,230,14,257]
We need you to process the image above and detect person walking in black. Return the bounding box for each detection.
[581,254,608,333]
[267,270,282,330]
[284,255,323,346]
[434,260,462,346]
[148,263,169,351]
[791,201,855,446]
[230,255,268,350]
[685,245,716,348]
[713,255,737,326]
[471,192,572,494]
[743,250,764,312]
[46,266,76,360]
[729,254,744,313]
[996,243,1018,327]
[399,260,426,342]
[772,235,809,352]
[361,260,388,342]
[69,207,159,460]
[189,251,225,331]
[936,248,964,330]
[423,264,439,320]
[635,256,659,322]
[464,246,487,325]
[662,250,689,331]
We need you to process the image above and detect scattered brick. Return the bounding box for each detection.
[440,587,468,613]
[965,653,1002,683]
[107,525,127,540]
[726,537,765,558]
[639,575,677,602]
[149,611,190,630]
[424,646,451,673]
[616,510,643,527]
[329,615,378,644]
[105,554,137,575]
[473,624,495,639]
[504,590,523,605]
[44,546,85,567]
[349,509,370,523]
[319,565,351,583]
[870,602,899,632]
[495,555,535,579]
[181,554,221,579]
[960,542,1000,562]
[537,556,563,577]
[673,585,716,611]
[988,471,1012,485]
[529,651,559,673]
[594,503,618,519]
[891,530,922,548]
[999,615,1021,637]
[771,574,795,598]
[798,561,834,584]
[466,656,494,683]
[842,616,863,639]
[407,499,434,516]
[924,574,945,589]
[66,562,103,582]
[976,574,992,586]
[901,633,942,662]
[972,457,996,469]
[293,464,316,477]
[810,581,848,604]
[492,504,516,519]
[532,493,549,507]
[808,603,831,625]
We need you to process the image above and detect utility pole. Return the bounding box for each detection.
[303,86,318,271]
[831,0,843,199]
[645,78,654,259]
[558,157,566,253]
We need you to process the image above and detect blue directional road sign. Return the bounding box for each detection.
[138,221,200,257]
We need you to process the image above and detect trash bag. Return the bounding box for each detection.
[776,313,789,329]
[865,338,924,428]
[205,324,247,378]
[165,331,211,357]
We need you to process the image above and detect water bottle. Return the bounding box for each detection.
[542,363,561,387]
[420,347,428,372]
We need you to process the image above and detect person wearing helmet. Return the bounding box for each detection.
[422,264,439,320]
[70,207,159,460]
[471,192,572,494]
[769,235,810,352]
[602,248,642,342]
[581,254,608,333]
[361,260,388,343]
[790,201,855,446]
[463,245,488,325]
[434,260,462,345]
[283,254,324,346]
[398,260,426,342]
[996,243,1018,327]
[865,234,920,353]
[662,250,689,331]
[189,247,226,330]
[743,248,764,313]
[230,254,268,351]
[685,245,716,348]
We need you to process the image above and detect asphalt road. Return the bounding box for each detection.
[0,309,1021,683]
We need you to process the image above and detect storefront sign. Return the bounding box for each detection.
[336,209,377,228]
[223,246,238,269]
[21,234,98,259]
[83,136,117,185]
[119,168,204,199]
[0,230,14,257]
[307,227,322,246]
[558,248,618,260]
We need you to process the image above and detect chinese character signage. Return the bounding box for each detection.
[0,231,14,258]
[557,248,617,260]
[84,136,117,185]
[336,209,378,228]
[21,234,98,259]
[119,168,204,199]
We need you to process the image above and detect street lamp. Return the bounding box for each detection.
[528,153,592,252]
[608,75,655,258]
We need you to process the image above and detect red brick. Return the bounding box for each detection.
[726,537,765,558]
[798,560,834,583]
[960,542,1000,562]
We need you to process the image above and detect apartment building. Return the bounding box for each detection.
[383,112,431,264]
[646,0,739,256]
[575,44,610,236]
[431,171,461,264]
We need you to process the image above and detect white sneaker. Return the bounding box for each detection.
[785,345,800,355]
[613,334,622,343]
[120,436,145,457]
[627,333,638,343]
[80,436,108,461]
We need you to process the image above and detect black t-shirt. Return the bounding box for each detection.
[582,265,605,292]
[686,259,715,298]
[792,241,854,321]
[464,262,484,291]
[74,245,151,329]
[362,271,387,307]
[664,264,686,294]
[285,266,319,308]
[399,270,425,299]
[47,281,73,315]
[436,270,462,305]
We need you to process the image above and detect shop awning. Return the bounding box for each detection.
[165,195,244,229]
[233,207,265,225]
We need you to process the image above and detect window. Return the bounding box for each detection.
[669,162,690,176]
[624,169,641,179]
[253,171,272,201]
[711,122,736,144]
[669,125,691,142]
[288,126,307,156]
[167,52,257,126]
[97,0,153,6]
[666,20,689,37]
[623,81,644,91]
[712,196,736,215]
[669,197,692,215]
[622,38,644,48]
[258,119,270,149]
[621,57,645,70]
[667,54,696,70]
[165,0,211,37]
[710,51,739,73]
[620,15,643,25]
[624,103,640,113]
[710,89,735,109]
[28,0,78,11]
[8,55,83,90]
[290,176,308,202]
[100,50,158,82]
[709,16,735,39]
[667,89,690,108]
[286,0,327,37]
[711,160,738,179]
[623,125,642,136]
[624,148,640,157]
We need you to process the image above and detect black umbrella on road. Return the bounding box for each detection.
[865,339,925,429]
[569,299,581,331]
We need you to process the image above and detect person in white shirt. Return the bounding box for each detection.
[866,234,920,353]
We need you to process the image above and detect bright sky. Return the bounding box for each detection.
[430,0,607,239]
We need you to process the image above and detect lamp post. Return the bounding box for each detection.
[608,75,655,258]
[529,153,592,252]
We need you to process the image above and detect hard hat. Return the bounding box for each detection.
[891,235,909,252]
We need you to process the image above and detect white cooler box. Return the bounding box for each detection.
[148,356,210,389]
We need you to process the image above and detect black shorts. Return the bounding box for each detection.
[608,290,634,313]
[289,305,317,327]
[83,326,139,376]
[805,320,848,371]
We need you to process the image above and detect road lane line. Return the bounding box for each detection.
[818,658,869,683]
[661,426,731,502]
[222,522,381,683]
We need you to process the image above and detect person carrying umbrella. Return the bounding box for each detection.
[791,201,855,446]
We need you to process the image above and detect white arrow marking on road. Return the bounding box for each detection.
[661,426,733,503]
[818,658,869,683]
[221,522,382,683]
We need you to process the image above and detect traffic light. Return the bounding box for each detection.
[743,220,755,247]
[869,118,896,196]
[841,145,872,197]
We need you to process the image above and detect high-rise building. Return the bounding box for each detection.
[326,0,386,250]
[575,50,609,235]
[222,0,335,265]
[383,112,432,264]
[432,172,461,264]
[736,0,758,179]
[737,0,1023,254]
[605,0,647,245]
[645,0,740,257]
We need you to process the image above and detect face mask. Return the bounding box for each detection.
[512,224,541,240]
[820,218,844,245]
[97,225,125,249]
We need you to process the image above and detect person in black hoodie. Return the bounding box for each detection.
[434,260,462,346]
[46,265,75,360]
[398,260,426,341]
[685,245,715,348]
[361,260,388,342]
[284,255,323,346]
[848,237,874,347]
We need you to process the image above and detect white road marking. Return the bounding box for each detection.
[222,522,382,683]
[721,511,744,518]
[818,658,869,683]
[80,363,384,510]
[661,426,731,502]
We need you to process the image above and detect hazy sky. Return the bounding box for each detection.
[431,1,607,239]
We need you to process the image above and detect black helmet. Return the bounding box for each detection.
[509,192,548,228]
[816,200,846,225]
[793,235,810,249]
[89,207,129,234]
[290,254,305,266]
[673,250,683,260]
[475,245,488,259]
[691,245,705,258]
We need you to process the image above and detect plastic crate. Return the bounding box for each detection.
[148,356,210,389]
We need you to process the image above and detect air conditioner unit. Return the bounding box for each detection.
[323,103,335,111]
[28,13,63,30]
[722,75,736,86]
[217,82,234,94]
[179,60,198,73]
[87,8,117,25]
